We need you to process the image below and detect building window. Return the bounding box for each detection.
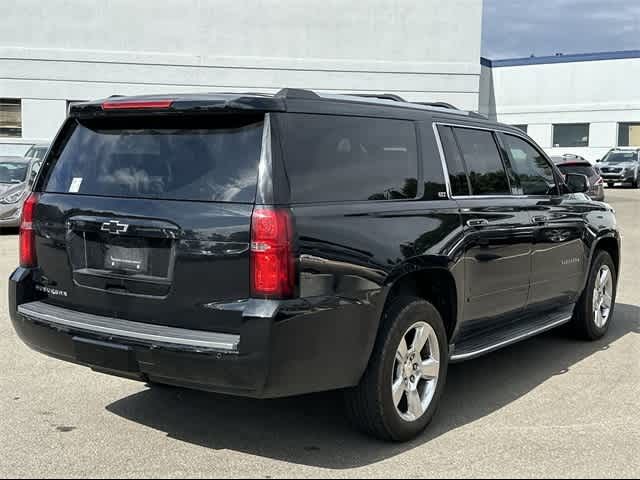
[618,123,640,147]
[512,125,528,134]
[553,124,590,147]
[0,99,22,137]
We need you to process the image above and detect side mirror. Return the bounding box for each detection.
[566,173,590,194]
[595,158,601,163]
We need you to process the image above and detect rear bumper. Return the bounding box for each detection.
[9,268,382,399]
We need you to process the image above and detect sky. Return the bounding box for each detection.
[482,0,640,59]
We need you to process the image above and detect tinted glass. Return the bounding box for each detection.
[558,165,596,178]
[438,126,470,196]
[0,162,28,183]
[503,134,556,195]
[553,124,590,147]
[44,115,264,203]
[453,128,510,196]
[282,114,419,203]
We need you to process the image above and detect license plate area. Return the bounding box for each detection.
[66,216,179,297]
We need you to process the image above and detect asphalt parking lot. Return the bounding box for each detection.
[0,189,638,479]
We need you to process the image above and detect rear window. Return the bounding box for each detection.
[44,115,264,203]
[558,165,596,177]
[280,114,419,203]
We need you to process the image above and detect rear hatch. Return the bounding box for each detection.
[558,163,602,193]
[32,111,266,334]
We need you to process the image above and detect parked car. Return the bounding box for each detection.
[554,158,605,201]
[596,148,640,188]
[9,90,620,442]
[23,143,50,163]
[0,156,41,228]
[551,153,588,164]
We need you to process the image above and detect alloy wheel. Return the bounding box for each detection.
[391,322,441,422]
[593,265,614,329]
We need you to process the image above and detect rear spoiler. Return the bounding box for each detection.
[69,94,287,118]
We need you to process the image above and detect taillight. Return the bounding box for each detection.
[594,177,604,186]
[250,208,295,299]
[19,193,39,268]
[101,100,173,111]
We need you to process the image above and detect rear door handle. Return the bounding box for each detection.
[531,215,548,224]
[466,219,490,228]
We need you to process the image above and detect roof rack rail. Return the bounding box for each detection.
[351,93,407,102]
[416,101,460,110]
[415,101,488,119]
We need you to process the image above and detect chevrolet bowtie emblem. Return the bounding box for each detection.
[101,220,130,235]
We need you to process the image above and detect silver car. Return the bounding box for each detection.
[0,156,42,228]
[596,148,640,188]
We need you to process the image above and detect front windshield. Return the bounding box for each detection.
[0,162,28,184]
[602,152,638,164]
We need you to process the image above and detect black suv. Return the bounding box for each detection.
[9,90,620,442]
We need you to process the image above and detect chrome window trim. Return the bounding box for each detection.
[432,121,562,201]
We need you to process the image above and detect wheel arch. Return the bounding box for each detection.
[381,267,460,343]
[581,233,621,294]
[592,235,620,273]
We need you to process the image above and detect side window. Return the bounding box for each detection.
[453,127,511,196]
[438,126,470,196]
[281,114,419,203]
[502,134,556,196]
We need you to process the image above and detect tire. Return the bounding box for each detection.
[571,251,617,341]
[344,296,448,442]
[632,177,639,189]
[607,183,615,189]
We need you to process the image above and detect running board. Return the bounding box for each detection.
[449,307,574,363]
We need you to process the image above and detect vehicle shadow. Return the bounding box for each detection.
[106,303,639,469]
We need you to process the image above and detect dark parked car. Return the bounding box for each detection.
[553,158,605,201]
[596,148,640,188]
[551,153,588,164]
[0,156,42,228]
[10,90,621,441]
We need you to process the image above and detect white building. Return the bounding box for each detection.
[481,51,640,162]
[0,0,484,156]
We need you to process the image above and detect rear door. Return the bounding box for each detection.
[437,125,533,332]
[33,113,266,333]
